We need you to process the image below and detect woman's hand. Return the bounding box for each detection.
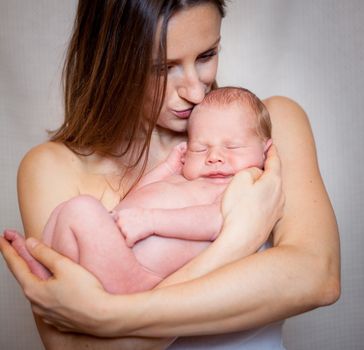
[0,235,112,335]
[1,235,177,349]
[219,145,285,258]
[159,145,285,285]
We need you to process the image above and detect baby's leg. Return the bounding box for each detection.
[4,229,52,280]
[4,202,70,279]
[48,195,162,294]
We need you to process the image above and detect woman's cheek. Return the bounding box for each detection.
[198,57,218,86]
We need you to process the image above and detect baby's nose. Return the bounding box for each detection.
[206,149,224,164]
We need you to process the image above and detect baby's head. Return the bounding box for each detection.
[182,87,272,181]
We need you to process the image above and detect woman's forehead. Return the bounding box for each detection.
[153,3,222,61]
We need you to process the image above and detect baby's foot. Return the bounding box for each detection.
[4,229,51,280]
[165,142,187,174]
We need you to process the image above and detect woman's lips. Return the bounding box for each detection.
[172,108,193,119]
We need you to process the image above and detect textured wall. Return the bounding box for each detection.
[1,1,363,349]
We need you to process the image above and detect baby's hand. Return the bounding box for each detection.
[165,142,187,174]
[113,208,154,247]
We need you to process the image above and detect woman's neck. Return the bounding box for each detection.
[77,126,186,177]
[150,126,187,162]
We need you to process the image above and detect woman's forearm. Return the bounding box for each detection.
[100,99,341,339]
[106,242,339,338]
[35,314,174,350]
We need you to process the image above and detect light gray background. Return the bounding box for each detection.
[1,1,363,349]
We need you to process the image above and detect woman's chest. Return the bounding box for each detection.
[77,172,131,211]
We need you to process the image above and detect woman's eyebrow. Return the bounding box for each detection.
[152,36,221,66]
[197,36,221,56]
[205,36,221,51]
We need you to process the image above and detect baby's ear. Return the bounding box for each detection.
[263,138,273,158]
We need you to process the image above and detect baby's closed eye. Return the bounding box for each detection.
[225,145,245,150]
[188,144,207,153]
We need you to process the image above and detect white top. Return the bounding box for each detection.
[169,242,286,349]
[170,321,285,349]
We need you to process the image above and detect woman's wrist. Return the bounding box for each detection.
[97,291,154,338]
[213,223,263,263]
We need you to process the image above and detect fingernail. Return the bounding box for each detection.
[26,238,39,249]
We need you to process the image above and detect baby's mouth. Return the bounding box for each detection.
[203,172,233,183]
[205,171,231,178]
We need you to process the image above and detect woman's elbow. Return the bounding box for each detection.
[319,269,341,306]
[313,254,341,307]
[293,246,341,309]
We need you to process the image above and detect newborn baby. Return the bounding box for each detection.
[6,86,272,294]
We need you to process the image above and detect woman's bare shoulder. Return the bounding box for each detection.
[19,142,82,173]
[263,95,309,122]
[263,95,312,133]
[263,95,315,155]
[17,142,83,238]
[18,141,83,200]
[18,142,85,188]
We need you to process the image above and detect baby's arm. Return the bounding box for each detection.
[130,142,186,193]
[116,203,222,247]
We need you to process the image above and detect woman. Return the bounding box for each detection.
[0,0,340,349]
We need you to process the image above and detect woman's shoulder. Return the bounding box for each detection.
[263,95,309,124]
[18,142,82,187]
[17,142,84,238]
[263,95,313,142]
[20,141,79,167]
[20,142,81,172]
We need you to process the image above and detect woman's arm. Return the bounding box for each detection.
[10,142,173,349]
[99,96,340,338]
[1,96,340,338]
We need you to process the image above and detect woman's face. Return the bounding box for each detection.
[150,3,222,133]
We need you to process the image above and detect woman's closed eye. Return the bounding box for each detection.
[152,46,219,75]
[197,47,219,63]
[151,63,174,75]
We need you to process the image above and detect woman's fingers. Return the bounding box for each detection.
[235,166,263,183]
[2,233,109,334]
[25,238,68,275]
[219,144,285,253]
[261,144,281,177]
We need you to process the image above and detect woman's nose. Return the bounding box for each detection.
[177,68,206,104]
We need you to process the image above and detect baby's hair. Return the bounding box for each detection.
[198,86,272,139]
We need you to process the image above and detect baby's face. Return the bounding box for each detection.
[183,102,270,182]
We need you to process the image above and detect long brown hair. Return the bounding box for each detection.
[51,0,225,169]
